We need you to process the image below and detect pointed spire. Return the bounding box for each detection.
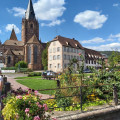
[25,0,35,20]
[10,28,18,41]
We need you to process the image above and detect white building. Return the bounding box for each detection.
[48,36,102,72]
[48,36,85,72]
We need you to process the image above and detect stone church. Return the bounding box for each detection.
[0,0,46,70]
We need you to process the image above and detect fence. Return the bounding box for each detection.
[36,80,118,112]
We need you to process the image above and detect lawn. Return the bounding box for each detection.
[16,76,57,95]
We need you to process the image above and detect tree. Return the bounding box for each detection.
[42,42,50,70]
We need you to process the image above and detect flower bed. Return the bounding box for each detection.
[1,88,52,120]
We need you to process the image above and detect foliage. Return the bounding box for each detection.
[108,51,120,69]
[42,42,50,70]
[20,68,33,73]
[1,67,16,70]
[15,61,28,68]
[28,72,42,77]
[2,89,50,120]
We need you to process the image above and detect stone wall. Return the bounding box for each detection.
[53,105,120,120]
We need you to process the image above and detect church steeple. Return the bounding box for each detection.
[10,28,18,41]
[25,0,35,20]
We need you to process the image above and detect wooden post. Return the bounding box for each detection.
[113,84,118,106]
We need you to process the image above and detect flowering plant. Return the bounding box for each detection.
[2,89,50,120]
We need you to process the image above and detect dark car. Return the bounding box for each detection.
[83,69,92,73]
[42,70,56,79]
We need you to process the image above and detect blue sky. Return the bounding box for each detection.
[0,0,120,51]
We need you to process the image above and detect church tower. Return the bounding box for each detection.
[22,0,39,44]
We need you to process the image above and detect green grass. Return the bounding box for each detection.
[16,77,57,95]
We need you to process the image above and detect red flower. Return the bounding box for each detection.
[79,53,81,56]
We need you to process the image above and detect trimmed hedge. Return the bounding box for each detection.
[1,67,16,70]
[28,72,42,77]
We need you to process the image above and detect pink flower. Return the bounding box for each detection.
[34,115,40,120]
[28,89,31,94]
[16,95,22,99]
[36,102,39,105]
[38,105,42,108]
[43,104,48,111]
[79,53,81,56]
[34,90,38,95]
[25,108,29,113]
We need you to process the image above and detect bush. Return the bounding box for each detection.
[2,89,51,120]
[15,61,28,68]
[20,68,33,73]
[1,67,16,70]
[28,72,42,77]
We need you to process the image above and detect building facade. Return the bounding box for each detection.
[0,0,46,70]
[48,36,85,72]
[48,36,102,72]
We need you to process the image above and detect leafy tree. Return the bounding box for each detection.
[15,61,28,68]
[108,51,120,70]
[42,42,50,70]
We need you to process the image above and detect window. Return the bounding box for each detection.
[94,61,96,64]
[71,48,73,52]
[74,56,76,59]
[68,55,70,60]
[67,47,69,52]
[0,60,2,63]
[73,48,76,53]
[53,55,56,60]
[50,55,52,60]
[57,47,60,52]
[64,47,66,52]
[71,55,73,59]
[64,54,66,60]
[86,60,87,64]
[30,24,33,29]
[8,56,11,64]
[53,48,56,53]
[34,45,38,63]
[77,56,79,60]
[64,64,67,68]
[0,52,2,56]
[49,49,52,53]
[57,55,60,60]
[50,64,52,68]
[58,64,61,68]
[28,46,31,64]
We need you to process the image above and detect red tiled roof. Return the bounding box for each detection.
[52,35,83,49]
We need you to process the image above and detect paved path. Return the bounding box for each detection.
[4,73,52,99]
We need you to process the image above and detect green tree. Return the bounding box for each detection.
[42,42,50,70]
[108,51,120,69]
[15,61,28,68]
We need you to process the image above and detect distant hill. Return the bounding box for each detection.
[99,51,114,57]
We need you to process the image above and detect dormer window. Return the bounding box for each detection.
[75,44,78,47]
[66,42,69,45]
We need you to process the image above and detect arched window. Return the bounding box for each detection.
[8,56,11,64]
[28,46,31,64]
[34,45,38,63]
[30,24,33,29]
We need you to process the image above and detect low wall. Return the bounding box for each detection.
[1,70,15,73]
[53,105,120,120]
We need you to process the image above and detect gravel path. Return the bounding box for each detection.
[4,73,52,99]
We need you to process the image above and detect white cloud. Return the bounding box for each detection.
[34,0,66,21]
[87,43,120,51]
[41,19,65,27]
[12,7,26,17]
[107,33,120,41]
[5,24,20,34]
[8,0,66,26]
[113,3,119,7]
[81,37,105,44]
[74,10,108,29]
[0,30,1,34]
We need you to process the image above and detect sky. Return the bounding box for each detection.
[0,0,120,51]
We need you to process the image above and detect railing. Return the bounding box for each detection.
[36,80,118,112]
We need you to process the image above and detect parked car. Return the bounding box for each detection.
[42,70,56,79]
[83,69,92,73]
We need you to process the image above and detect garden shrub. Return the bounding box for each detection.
[15,61,28,68]
[28,72,42,77]
[2,88,51,120]
[1,67,16,70]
